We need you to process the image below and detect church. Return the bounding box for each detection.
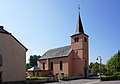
[37,11,89,78]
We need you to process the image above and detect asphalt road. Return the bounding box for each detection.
[45,79,120,84]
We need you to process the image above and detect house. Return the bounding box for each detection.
[38,12,89,78]
[27,66,41,77]
[0,26,27,83]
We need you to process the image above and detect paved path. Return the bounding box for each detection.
[45,79,120,84]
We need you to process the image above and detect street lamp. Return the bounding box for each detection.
[96,56,102,77]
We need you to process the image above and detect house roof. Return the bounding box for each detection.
[0,26,10,34]
[39,45,72,60]
[0,26,28,51]
[28,66,41,71]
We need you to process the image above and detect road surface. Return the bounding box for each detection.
[45,79,120,84]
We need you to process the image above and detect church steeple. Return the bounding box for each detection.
[75,5,84,34]
[70,5,89,78]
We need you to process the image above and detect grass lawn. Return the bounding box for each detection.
[26,76,48,80]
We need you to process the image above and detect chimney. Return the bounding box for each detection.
[0,26,4,29]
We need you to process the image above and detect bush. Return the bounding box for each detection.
[101,76,114,81]
[104,72,113,76]
[116,75,120,80]
[101,74,120,81]
[113,72,120,77]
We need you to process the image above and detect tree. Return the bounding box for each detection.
[101,64,107,75]
[89,62,94,73]
[107,50,120,72]
[89,62,94,69]
[29,55,41,67]
[91,62,99,75]
[89,62,107,75]
[26,63,31,70]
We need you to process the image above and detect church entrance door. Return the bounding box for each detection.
[84,67,87,78]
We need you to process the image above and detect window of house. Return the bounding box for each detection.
[84,37,87,42]
[60,61,63,71]
[0,55,2,66]
[33,72,35,76]
[74,37,79,42]
[37,72,39,76]
[50,62,53,70]
[43,63,45,70]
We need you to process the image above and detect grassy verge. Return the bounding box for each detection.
[26,76,47,80]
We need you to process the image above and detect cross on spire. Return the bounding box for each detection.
[70,5,87,37]
[75,4,84,34]
[78,4,80,15]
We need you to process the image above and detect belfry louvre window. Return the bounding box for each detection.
[60,61,63,70]
[0,55,2,66]
[84,37,87,42]
[74,37,79,42]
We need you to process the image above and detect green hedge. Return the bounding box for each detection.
[113,72,120,76]
[101,72,120,81]
[104,72,113,76]
[26,76,47,80]
[101,75,120,81]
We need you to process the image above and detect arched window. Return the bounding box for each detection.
[84,37,87,42]
[74,37,79,42]
[43,63,45,70]
[50,62,53,70]
[0,55,2,66]
[60,61,63,71]
[76,37,79,42]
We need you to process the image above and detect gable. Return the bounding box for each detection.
[0,26,28,51]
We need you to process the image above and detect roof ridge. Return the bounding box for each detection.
[49,45,71,50]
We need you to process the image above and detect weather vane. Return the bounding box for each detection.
[78,4,80,15]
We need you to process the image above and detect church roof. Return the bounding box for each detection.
[0,26,28,51]
[71,13,89,37]
[75,14,84,34]
[28,66,41,71]
[40,45,72,59]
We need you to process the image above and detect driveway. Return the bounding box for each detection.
[45,79,120,84]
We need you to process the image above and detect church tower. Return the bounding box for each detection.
[70,9,89,78]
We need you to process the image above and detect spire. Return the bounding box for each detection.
[75,5,84,34]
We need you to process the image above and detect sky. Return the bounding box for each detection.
[0,0,120,64]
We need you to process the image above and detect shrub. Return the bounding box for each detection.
[101,73,120,81]
[113,72,120,77]
[116,75,120,80]
[104,72,113,76]
[101,76,114,81]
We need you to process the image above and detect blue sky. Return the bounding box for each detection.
[0,0,120,64]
